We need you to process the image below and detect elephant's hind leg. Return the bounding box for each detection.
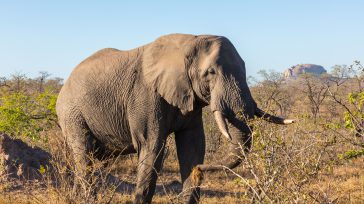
[60,111,95,194]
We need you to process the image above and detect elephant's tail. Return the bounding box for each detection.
[255,107,295,124]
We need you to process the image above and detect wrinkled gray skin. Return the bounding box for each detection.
[56,34,293,203]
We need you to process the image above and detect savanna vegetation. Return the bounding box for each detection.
[1,62,364,203]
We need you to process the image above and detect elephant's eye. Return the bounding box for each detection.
[207,68,216,75]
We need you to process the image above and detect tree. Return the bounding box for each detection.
[0,77,9,88]
[299,73,330,121]
[251,70,291,116]
[36,71,51,93]
[10,72,27,92]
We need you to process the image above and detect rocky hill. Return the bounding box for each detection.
[284,64,327,79]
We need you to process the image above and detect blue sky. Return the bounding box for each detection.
[0,1,363,79]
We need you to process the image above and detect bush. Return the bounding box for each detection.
[0,90,58,141]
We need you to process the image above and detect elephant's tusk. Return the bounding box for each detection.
[283,119,295,124]
[213,111,232,140]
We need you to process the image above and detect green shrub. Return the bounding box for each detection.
[0,90,58,140]
[338,149,364,160]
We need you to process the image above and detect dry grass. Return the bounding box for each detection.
[1,157,363,203]
[1,126,364,203]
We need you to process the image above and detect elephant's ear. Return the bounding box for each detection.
[142,36,194,114]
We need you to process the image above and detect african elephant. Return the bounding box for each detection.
[56,34,294,203]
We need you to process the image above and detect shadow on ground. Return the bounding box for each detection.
[109,175,244,198]
[0,133,51,181]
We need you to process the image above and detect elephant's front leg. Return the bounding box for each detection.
[175,119,205,204]
[134,140,166,203]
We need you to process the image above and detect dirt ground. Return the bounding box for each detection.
[1,155,364,203]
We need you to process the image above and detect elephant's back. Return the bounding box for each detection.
[58,48,140,102]
[63,48,123,90]
[56,48,141,150]
[57,48,121,115]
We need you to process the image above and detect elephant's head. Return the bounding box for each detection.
[143,34,294,171]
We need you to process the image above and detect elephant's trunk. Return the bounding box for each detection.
[255,108,295,124]
[201,77,295,172]
[197,112,250,172]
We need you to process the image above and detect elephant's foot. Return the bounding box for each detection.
[134,191,153,204]
[191,167,204,186]
[179,167,204,204]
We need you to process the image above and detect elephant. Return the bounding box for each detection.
[56,33,294,203]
